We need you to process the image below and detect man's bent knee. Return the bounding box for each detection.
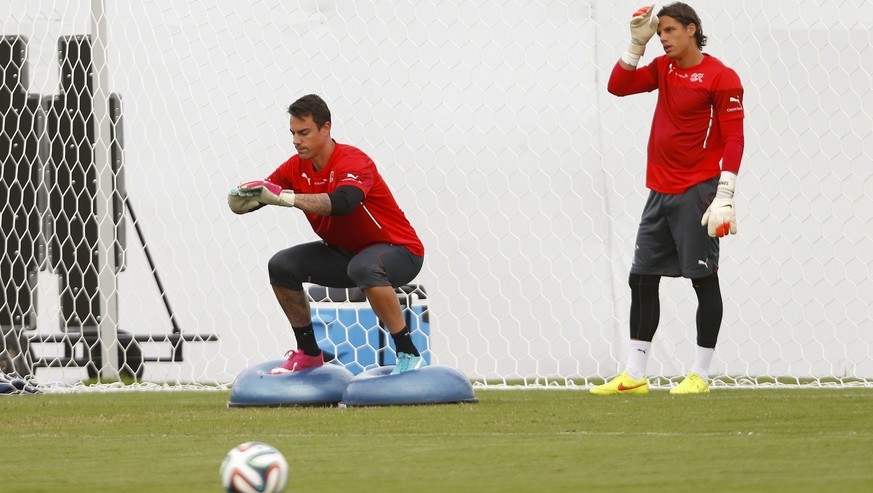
[268,249,306,291]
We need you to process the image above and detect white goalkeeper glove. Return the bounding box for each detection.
[701,171,738,238]
[237,180,296,208]
[622,4,659,67]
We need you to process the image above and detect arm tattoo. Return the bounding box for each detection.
[294,193,333,216]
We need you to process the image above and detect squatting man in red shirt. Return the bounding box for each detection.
[228,94,427,375]
[591,2,745,395]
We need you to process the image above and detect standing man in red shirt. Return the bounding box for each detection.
[591,3,745,395]
[228,94,427,375]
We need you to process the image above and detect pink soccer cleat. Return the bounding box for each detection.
[269,349,324,374]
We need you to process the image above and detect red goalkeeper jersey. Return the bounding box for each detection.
[267,142,424,256]
[609,54,745,194]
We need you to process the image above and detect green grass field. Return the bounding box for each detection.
[2,388,872,492]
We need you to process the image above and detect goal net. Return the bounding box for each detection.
[2,0,871,389]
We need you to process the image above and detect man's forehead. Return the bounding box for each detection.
[658,16,682,28]
[290,114,317,128]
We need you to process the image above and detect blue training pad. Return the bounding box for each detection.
[228,360,355,407]
[341,365,478,407]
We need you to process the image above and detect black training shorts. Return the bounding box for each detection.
[630,177,719,279]
[269,241,424,291]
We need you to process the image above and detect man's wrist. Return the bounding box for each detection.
[622,42,646,67]
[715,171,737,199]
[621,51,641,67]
[277,190,295,207]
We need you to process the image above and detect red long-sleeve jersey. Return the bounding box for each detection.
[609,54,745,194]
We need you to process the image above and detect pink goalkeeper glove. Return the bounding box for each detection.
[237,180,295,208]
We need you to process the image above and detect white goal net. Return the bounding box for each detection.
[2,0,871,388]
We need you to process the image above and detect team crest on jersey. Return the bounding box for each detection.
[308,171,333,186]
[668,64,704,83]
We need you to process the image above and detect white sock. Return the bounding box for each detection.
[690,346,715,379]
[625,340,652,380]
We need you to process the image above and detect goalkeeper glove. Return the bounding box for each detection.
[227,188,261,215]
[237,180,296,208]
[622,4,659,67]
[701,171,738,238]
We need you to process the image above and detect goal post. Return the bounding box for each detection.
[1,0,871,388]
[89,0,121,380]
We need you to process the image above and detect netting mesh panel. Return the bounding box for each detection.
[1,1,871,387]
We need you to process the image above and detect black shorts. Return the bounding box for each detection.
[630,177,719,279]
[269,241,424,291]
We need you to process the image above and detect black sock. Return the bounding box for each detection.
[391,326,419,356]
[293,324,321,356]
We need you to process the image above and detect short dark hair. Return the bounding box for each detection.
[658,2,707,49]
[287,94,331,129]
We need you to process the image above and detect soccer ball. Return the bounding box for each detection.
[220,441,289,493]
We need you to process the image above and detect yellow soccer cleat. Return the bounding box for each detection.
[589,371,649,395]
[669,372,710,395]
